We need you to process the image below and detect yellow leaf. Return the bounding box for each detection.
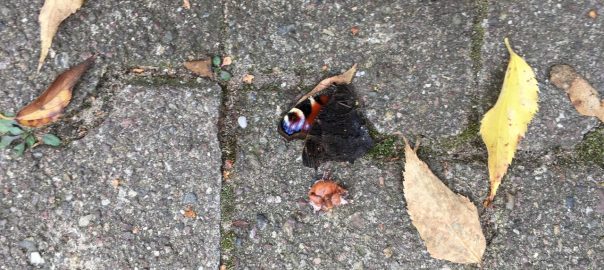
[403,138,486,264]
[480,38,539,207]
[38,0,85,71]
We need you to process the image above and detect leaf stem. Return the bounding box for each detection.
[503,37,513,55]
[0,113,14,120]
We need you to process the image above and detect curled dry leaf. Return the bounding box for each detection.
[16,56,95,128]
[242,74,254,84]
[295,64,357,104]
[221,56,232,67]
[184,59,214,78]
[402,138,486,264]
[308,178,348,212]
[183,0,191,10]
[183,206,197,218]
[350,26,360,36]
[550,64,604,122]
[480,38,538,207]
[38,0,85,71]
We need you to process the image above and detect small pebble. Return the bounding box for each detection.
[78,214,95,227]
[313,257,322,265]
[30,252,45,265]
[238,116,248,129]
[18,239,37,252]
[383,247,393,258]
[182,192,198,204]
[565,196,575,210]
[256,213,269,230]
[101,199,111,206]
[505,192,515,210]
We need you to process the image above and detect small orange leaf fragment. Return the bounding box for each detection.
[242,74,254,84]
[130,67,145,74]
[184,59,214,78]
[16,56,95,128]
[110,178,121,189]
[183,0,191,10]
[588,9,598,19]
[221,56,232,67]
[351,26,360,36]
[183,206,197,218]
[308,178,348,212]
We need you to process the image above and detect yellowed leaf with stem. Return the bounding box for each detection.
[480,38,539,207]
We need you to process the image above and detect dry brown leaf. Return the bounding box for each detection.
[130,67,145,74]
[588,9,598,19]
[184,59,214,78]
[295,64,357,104]
[242,74,254,84]
[550,64,604,122]
[38,0,85,71]
[403,138,485,264]
[351,26,360,36]
[16,56,95,127]
[183,0,191,10]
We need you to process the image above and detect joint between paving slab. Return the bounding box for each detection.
[471,0,488,78]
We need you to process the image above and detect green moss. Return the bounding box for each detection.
[220,229,236,269]
[221,184,235,220]
[220,230,236,251]
[440,121,481,151]
[575,127,604,166]
[471,0,488,72]
[366,134,403,160]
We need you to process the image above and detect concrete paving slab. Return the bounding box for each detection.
[224,87,451,269]
[0,83,222,269]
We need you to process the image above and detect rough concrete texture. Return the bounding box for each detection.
[0,0,223,113]
[226,88,440,269]
[0,84,222,269]
[226,0,476,138]
[0,0,603,269]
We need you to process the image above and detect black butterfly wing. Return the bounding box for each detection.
[302,84,373,169]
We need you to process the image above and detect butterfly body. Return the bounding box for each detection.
[278,84,373,168]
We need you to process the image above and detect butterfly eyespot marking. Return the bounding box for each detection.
[281,108,306,135]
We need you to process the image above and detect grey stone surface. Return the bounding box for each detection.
[0,0,223,117]
[481,1,603,151]
[226,0,476,138]
[0,84,222,269]
[226,88,444,269]
[482,158,604,269]
[0,0,603,269]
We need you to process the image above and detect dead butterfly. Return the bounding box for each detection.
[278,83,373,169]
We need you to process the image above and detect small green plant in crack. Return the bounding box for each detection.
[212,55,232,81]
[0,116,61,156]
